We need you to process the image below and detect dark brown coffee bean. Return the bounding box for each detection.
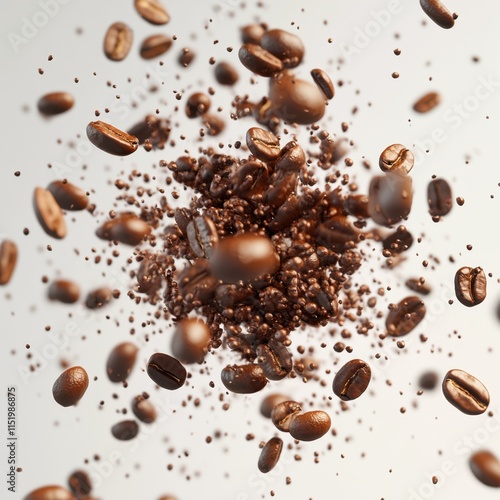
[87,121,138,156]
[258,437,283,473]
[256,340,293,381]
[455,266,487,307]
[68,470,92,498]
[343,194,369,219]
[419,0,455,29]
[263,172,298,209]
[24,485,76,500]
[260,394,291,419]
[131,394,157,424]
[171,317,211,364]
[96,212,151,246]
[246,127,281,162]
[413,91,441,113]
[48,280,80,304]
[185,92,211,118]
[147,353,187,390]
[310,68,335,100]
[33,187,67,239]
[271,401,302,432]
[418,370,439,390]
[202,113,225,136]
[428,178,452,217]
[0,239,17,285]
[316,215,359,249]
[177,259,217,305]
[37,92,74,116]
[85,287,113,309]
[52,366,89,407]
[269,72,326,125]
[238,43,283,77]
[178,47,195,67]
[174,208,193,235]
[260,29,305,68]
[47,180,88,211]
[106,342,139,382]
[186,216,218,259]
[230,161,269,201]
[221,364,267,394]
[273,141,306,173]
[139,34,173,59]
[332,359,371,401]
[240,24,267,44]
[210,233,280,284]
[379,144,414,174]
[442,369,490,415]
[136,258,163,295]
[288,410,331,441]
[469,450,500,487]
[103,22,133,61]
[134,0,169,25]
[214,61,239,86]
[383,225,413,255]
[111,420,139,440]
[386,296,426,336]
[405,278,431,295]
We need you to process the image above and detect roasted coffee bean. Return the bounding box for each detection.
[260,394,291,419]
[214,61,239,86]
[260,29,304,68]
[442,369,490,415]
[332,359,371,401]
[238,43,283,77]
[231,161,269,201]
[47,180,88,211]
[343,194,369,219]
[258,437,283,473]
[386,296,426,336]
[405,278,431,296]
[171,317,211,364]
[256,340,293,381]
[139,34,173,59]
[177,259,217,305]
[288,410,331,441]
[270,401,302,432]
[469,450,500,487]
[263,172,298,209]
[136,258,163,295]
[87,121,138,156]
[455,266,487,307]
[103,22,133,61]
[158,496,178,500]
[185,92,211,118]
[134,0,169,25]
[147,353,187,390]
[52,366,89,407]
[0,239,17,285]
[24,485,76,500]
[85,287,113,309]
[48,279,80,304]
[310,68,335,100]
[382,225,413,255]
[186,216,219,259]
[413,91,441,113]
[428,178,452,217]
[316,215,359,249]
[210,233,280,284]
[178,47,195,67]
[419,0,455,29]
[68,470,92,498]
[33,187,67,239]
[37,92,74,115]
[132,395,157,423]
[269,72,326,125]
[240,23,267,44]
[418,370,439,390]
[106,342,139,382]
[379,144,414,174]
[246,127,281,162]
[174,208,193,235]
[221,364,267,394]
[111,420,139,440]
[202,113,225,136]
[273,141,306,174]
[96,212,151,246]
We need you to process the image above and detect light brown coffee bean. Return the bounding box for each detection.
[310,68,335,100]
[24,485,76,500]
[379,144,414,174]
[413,91,441,113]
[111,420,139,440]
[48,280,80,304]
[52,366,89,407]
[85,287,113,309]
[139,34,173,59]
[288,410,331,441]
[332,359,371,401]
[420,0,455,29]
[106,342,139,382]
[221,364,267,394]
[469,450,500,487]
[33,187,67,239]
[258,437,283,473]
[134,0,170,25]
[37,92,74,116]
[87,121,139,156]
[170,317,211,364]
[442,369,489,415]
[47,180,88,211]
[186,216,219,259]
[386,296,426,336]
[103,22,133,61]
[0,239,17,285]
[455,266,487,307]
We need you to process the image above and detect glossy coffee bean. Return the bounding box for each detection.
[111,420,139,440]
[419,0,455,29]
[256,340,292,381]
[442,369,489,415]
[147,352,187,390]
[33,187,67,239]
[139,34,173,59]
[230,161,269,201]
[103,22,133,61]
[48,279,80,304]
[37,92,74,115]
[185,92,211,119]
[271,401,302,432]
[87,121,138,156]
[131,395,157,424]
[96,212,151,246]
[68,470,92,497]
[246,127,281,162]
[382,225,413,255]
[240,24,267,44]
[238,43,283,77]
[379,144,414,174]
[332,359,371,401]
[310,68,335,100]
[177,259,217,305]
[455,266,486,307]
[288,410,331,441]
[170,317,211,364]
[386,296,426,336]
[469,450,500,487]
[258,437,283,473]
[106,342,139,382]
[186,216,218,259]
[47,180,88,211]
[260,29,304,68]
[24,485,76,500]
[134,0,170,25]
[0,239,17,285]
[428,178,452,218]
[221,364,267,394]
[52,366,89,407]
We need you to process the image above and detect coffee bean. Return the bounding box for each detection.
[52,366,89,407]
[136,258,163,295]
[177,259,217,305]
[214,61,239,86]
[48,280,80,304]
[240,24,267,45]
[256,340,293,381]
[132,395,157,424]
[419,0,455,29]
[405,278,431,296]
[174,208,193,235]
[186,216,219,259]
[111,420,139,440]
[246,127,281,162]
[273,141,306,173]
[442,369,490,415]
[185,93,211,118]
[221,364,267,394]
[270,401,302,432]
[258,437,283,473]
[147,353,187,390]
[382,225,413,255]
[310,68,335,100]
[37,92,74,116]
[106,342,139,382]
[428,178,452,218]
[230,160,269,201]
[316,215,359,249]
[332,359,371,401]
[379,144,414,174]
[263,171,298,209]
[413,91,441,113]
[47,180,88,211]
[288,410,331,441]
[260,29,305,68]
[343,194,369,219]
[386,296,426,336]
[139,34,173,59]
[0,239,17,285]
[33,187,67,239]
[238,43,283,77]
[260,394,291,419]
[202,113,225,136]
[134,0,170,25]
[171,317,211,364]
[178,47,195,67]
[24,485,76,500]
[87,121,138,156]
[96,212,151,246]
[85,287,113,309]
[469,450,500,487]
[210,233,280,284]
[418,370,439,390]
[455,266,487,307]
[103,22,133,61]
[68,470,92,498]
